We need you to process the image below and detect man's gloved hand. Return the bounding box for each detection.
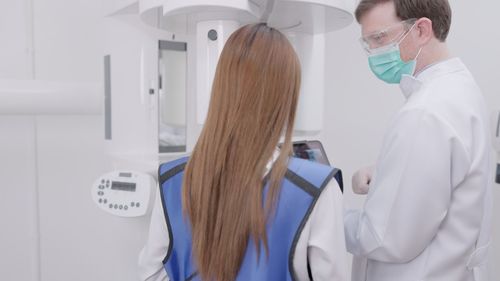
[352,166,374,195]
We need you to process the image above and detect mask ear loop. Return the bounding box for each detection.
[399,22,423,63]
[411,21,424,61]
[410,47,423,76]
[397,22,417,45]
[414,47,423,61]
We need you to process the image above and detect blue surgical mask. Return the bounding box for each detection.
[368,24,421,84]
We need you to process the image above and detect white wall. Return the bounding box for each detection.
[36,116,148,281]
[0,0,34,79]
[320,0,500,278]
[0,117,39,280]
[0,0,144,281]
[33,0,104,82]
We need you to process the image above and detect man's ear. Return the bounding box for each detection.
[415,17,434,45]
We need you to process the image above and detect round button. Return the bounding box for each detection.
[124,206,128,210]
[109,204,113,208]
[103,199,107,204]
[131,202,135,207]
[208,29,218,41]
[98,191,104,196]
[98,199,102,203]
[106,182,110,187]
[119,205,123,210]
[136,202,140,208]
[101,179,105,184]
[99,185,104,189]
[114,204,118,209]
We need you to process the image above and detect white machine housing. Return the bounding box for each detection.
[102,0,354,169]
[97,0,354,216]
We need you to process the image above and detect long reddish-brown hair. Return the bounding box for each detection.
[182,23,301,281]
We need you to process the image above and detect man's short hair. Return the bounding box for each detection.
[355,0,452,42]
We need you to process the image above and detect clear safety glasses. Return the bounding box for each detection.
[360,18,417,55]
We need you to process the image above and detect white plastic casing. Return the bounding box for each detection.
[91,171,155,217]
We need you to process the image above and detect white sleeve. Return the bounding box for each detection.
[138,187,170,281]
[344,108,469,262]
[307,179,349,281]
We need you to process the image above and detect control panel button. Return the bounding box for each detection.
[136,202,140,208]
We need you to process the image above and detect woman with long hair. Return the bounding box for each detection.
[139,23,347,281]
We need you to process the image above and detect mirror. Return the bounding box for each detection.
[158,40,187,153]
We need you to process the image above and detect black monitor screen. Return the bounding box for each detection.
[292,140,330,166]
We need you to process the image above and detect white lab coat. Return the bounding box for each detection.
[344,58,493,281]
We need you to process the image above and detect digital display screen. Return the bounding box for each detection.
[111,181,136,192]
[292,141,330,165]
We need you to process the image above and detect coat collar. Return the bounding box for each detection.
[399,57,466,99]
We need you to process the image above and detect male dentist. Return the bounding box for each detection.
[344,1,493,280]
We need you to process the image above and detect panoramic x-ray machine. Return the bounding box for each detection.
[92,0,354,216]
